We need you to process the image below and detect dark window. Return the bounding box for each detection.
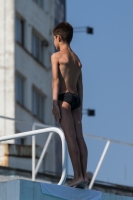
[32,31,44,64]
[33,0,44,8]
[15,73,25,106]
[15,15,25,47]
[32,88,45,122]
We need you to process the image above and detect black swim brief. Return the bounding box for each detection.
[58,92,81,110]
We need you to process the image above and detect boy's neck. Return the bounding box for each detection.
[59,42,71,51]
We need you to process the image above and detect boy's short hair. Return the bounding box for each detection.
[53,22,73,44]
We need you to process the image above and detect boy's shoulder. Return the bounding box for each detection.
[51,52,61,60]
[51,51,82,68]
[51,51,65,65]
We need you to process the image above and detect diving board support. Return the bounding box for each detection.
[89,140,111,189]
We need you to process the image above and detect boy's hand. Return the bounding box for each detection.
[52,103,61,123]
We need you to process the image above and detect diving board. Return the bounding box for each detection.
[0,179,132,200]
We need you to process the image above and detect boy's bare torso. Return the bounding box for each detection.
[56,49,82,94]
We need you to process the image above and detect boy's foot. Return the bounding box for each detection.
[73,181,86,189]
[67,176,84,188]
[74,175,90,189]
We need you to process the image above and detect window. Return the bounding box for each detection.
[33,0,51,12]
[32,87,45,122]
[54,0,65,25]
[33,0,44,8]
[15,15,25,47]
[15,73,25,106]
[32,31,44,64]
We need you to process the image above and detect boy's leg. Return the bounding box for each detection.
[72,107,88,182]
[58,101,84,186]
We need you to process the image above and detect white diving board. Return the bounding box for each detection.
[0,179,132,200]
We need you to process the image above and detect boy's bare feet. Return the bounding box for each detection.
[67,175,84,187]
[73,175,89,189]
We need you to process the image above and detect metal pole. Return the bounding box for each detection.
[32,135,36,181]
[58,130,67,185]
[32,124,36,181]
[35,132,54,177]
[32,122,51,181]
[89,140,111,189]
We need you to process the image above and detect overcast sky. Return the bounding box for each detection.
[66,0,133,186]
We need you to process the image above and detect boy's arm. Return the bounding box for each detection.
[51,53,60,104]
[77,68,83,114]
[51,53,61,122]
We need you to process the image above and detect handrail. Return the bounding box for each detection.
[1,116,133,188]
[0,127,67,185]
[84,133,133,147]
[1,115,133,147]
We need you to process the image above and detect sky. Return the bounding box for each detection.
[66,0,133,187]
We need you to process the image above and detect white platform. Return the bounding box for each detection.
[0,179,132,200]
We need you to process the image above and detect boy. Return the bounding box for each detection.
[51,22,88,188]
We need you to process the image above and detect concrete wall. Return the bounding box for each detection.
[0,0,15,141]
[0,179,132,200]
[0,179,60,200]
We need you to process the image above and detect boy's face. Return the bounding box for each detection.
[53,35,60,50]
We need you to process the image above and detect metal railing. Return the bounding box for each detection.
[83,133,133,189]
[0,127,67,185]
[1,115,133,189]
[31,122,63,181]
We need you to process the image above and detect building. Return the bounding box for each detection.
[0,0,66,176]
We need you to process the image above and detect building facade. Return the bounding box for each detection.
[0,0,66,175]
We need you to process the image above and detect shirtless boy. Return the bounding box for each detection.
[51,22,88,188]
